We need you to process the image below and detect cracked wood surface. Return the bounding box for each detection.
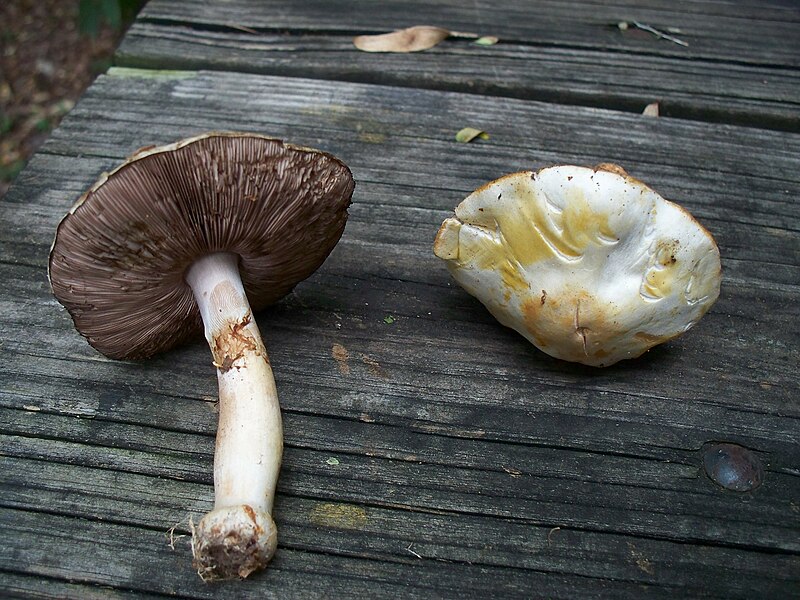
[1,1,799,598]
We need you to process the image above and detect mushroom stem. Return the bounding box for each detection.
[185,252,282,581]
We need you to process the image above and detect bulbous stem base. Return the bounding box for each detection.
[192,505,278,581]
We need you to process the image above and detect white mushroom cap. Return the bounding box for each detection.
[434,165,721,367]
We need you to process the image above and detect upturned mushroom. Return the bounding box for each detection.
[434,164,720,367]
[49,132,355,580]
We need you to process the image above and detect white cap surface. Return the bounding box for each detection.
[434,165,721,366]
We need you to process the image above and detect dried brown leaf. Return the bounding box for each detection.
[353,26,452,53]
[642,102,660,117]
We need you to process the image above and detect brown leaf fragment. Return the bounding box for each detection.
[353,26,451,53]
[360,354,390,379]
[642,102,660,117]
[455,127,490,143]
[331,343,350,375]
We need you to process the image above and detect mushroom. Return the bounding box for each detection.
[48,132,355,579]
[433,164,720,367]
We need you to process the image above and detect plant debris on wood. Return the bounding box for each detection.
[353,25,485,53]
[455,127,490,143]
[474,36,499,46]
[617,20,689,47]
[354,26,451,53]
[643,102,660,117]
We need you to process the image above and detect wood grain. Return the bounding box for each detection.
[1,9,799,598]
[115,0,800,130]
[136,0,800,67]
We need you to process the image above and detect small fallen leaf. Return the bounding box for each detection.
[353,26,451,53]
[326,457,340,466]
[642,102,660,117]
[455,127,490,143]
[474,36,499,46]
[383,315,395,324]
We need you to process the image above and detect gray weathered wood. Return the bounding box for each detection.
[115,0,800,130]
[2,453,798,599]
[117,22,800,131]
[136,0,800,67]
[1,68,798,597]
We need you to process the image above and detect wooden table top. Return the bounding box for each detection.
[2,1,798,597]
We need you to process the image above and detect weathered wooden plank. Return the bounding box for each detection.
[6,150,799,292]
[2,70,798,595]
[0,572,167,600]
[2,455,798,598]
[34,70,800,191]
[0,508,432,599]
[1,72,797,446]
[116,23,800,131]
[2,254,798,459]
[40,70,800,188]
[1,505,709,599]
[24,71,800,288]
[2,399,799,553]
[135,0,800,68]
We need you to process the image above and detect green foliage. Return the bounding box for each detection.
[34,118,52,133]
[79,0,144,38]
[91,57,114,75]
[0,159,25,184]
[0,113,15,136]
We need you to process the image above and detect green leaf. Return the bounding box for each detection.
[101,0,122,30]
[0,159,26,183]
[78,0,131,37]
[0,114,15,135]
[79,0,101,37]
[34,118,52,132]
[383,315,395,324]
[474,36,499,46]
[455,127,490,143]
